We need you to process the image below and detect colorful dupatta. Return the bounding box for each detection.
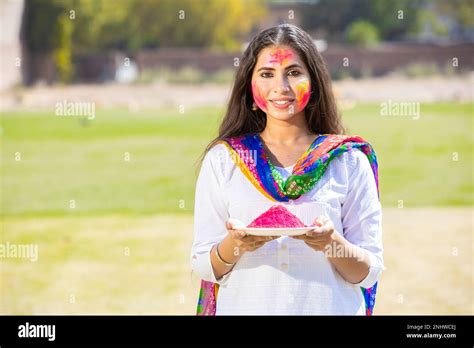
[196,133,380,316]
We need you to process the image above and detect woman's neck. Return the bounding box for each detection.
[260,112,314,145]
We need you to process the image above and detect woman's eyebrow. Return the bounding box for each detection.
[285,63,303,70]
[257,63,303,72]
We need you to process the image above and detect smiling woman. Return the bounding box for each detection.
[191,24,383,316]
[251,47,310,116]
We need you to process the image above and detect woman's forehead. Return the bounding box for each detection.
[256,45,304,68]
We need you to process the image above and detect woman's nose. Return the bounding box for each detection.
[272,74,290,94]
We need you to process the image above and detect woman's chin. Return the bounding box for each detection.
[266,110,302,121]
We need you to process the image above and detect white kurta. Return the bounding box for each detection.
[190,142,384,315]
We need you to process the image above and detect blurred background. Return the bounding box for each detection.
[0,0,472,314]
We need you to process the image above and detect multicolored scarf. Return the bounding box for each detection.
[196,133,380,315]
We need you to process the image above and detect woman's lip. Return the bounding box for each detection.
[269,100,294,109]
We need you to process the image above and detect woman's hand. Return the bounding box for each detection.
[226,221,279,253]
[291,216,336,252]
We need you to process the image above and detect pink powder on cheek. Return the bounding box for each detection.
[252,81,267,110]
[295,79,310,112]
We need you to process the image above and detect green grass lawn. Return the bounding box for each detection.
[2,103,472,216]
[1,214,199,314]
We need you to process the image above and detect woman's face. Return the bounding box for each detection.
[251,45,311,121]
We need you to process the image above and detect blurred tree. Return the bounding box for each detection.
[301,0,424,41]
[53,12,74,83]
[22,0,66,52]
[368,0,424,40]
[435,0,474,27]
[71,0,134,54]
[22,0,76,82]
[126,0,265,51]
[21,0,266,83]
[433,0,474,40]
[69,0,265,52]
[346,20,380,47]
[412,5,450,39]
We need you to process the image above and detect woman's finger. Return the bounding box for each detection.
[242,238,271,251]
[227,222,280,242]
[306,220,334,236]
[241,235,275,243]
[226,221,247,237]
[311,217,325,227]
[229,229,247,240]
[306,228,333,238]
[294,230,334,244]
[304,240,327,251]
[304,237,328,245]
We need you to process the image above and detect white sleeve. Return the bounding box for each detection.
[190,146,232,286]
[340,149,385,289]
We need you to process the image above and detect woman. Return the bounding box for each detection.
[190,24,384,315]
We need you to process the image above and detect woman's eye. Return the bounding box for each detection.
[260,72,273,78]
[288,70,301,77]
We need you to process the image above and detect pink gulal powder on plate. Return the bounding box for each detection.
[247,205,306,228]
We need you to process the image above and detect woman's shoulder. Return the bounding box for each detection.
[204,142,230,163]
[201,142,234,180]
[323,134,374,166]
[331,147,374,181]
[341,147,370,164]
[204,135,253,164]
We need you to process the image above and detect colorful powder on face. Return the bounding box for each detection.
[252,81,267,110]
[268,48,294,66]
[295,79,310,111]
[253,47,309,114]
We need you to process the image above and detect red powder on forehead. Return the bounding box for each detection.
[268,48,294,65]
[247,205,306,228]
